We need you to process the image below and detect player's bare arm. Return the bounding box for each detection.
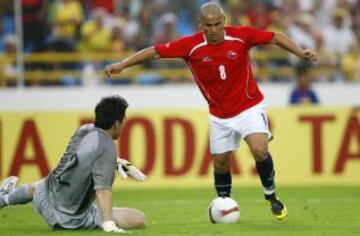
[96,189,113,222]
[96,189,125,232]
[105,47,160,76]
[272,32,317,62]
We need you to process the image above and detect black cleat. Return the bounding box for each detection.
[265,193,287,221]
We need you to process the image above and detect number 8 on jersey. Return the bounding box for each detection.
[219,65,227,80]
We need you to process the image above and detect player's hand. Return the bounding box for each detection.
[302,49,317,62]
[102,220,125,233]
[104,63,125,77]
[117,158,146,181]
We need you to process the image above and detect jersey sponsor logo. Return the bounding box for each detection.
[202,56,213,62]
[226,50,238,59]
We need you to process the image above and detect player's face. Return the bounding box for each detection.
[199,15,225,44]
[112,120,124,139]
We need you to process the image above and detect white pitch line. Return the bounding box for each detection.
[141,200,208,205]
[138,198,360,205]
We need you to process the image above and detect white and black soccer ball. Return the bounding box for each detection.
[208,197,240,224]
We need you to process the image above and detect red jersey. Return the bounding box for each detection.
[155,26,274,118]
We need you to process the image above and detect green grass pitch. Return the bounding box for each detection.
[0,186,359,236]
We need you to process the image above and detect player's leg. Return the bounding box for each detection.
[213,151,233,197]
[244,134,275,193]
[112,207,146,229]
[245,133,287,220]
[239,101,287,220]
[0,176,38,209]
[209,115,240,198]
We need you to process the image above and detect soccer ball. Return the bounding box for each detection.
[208,197,240,224]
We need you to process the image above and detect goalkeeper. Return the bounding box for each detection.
[0,95,146,233]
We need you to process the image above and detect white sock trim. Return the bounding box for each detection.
[264,188,275,195]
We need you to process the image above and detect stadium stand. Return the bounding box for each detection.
[0,0,360,86]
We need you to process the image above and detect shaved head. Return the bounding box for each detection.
[198,2,225,44]
[199,2,224,20]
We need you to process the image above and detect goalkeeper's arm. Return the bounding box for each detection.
[95,189,125,233]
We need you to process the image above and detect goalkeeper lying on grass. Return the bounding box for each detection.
[0,95,146,233]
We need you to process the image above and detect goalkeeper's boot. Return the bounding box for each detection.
[0,176,18,196]
[0,176,18,209]
[265,193,287,221]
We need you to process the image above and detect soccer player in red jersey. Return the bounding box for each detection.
[105,2,317,221]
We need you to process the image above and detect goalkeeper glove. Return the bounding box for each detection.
[102,220,125,233]
[117,158,146,181]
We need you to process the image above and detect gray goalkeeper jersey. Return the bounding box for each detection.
[45,124,116,215]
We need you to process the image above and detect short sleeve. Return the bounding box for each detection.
[155,36,193,59]
[237,26,274,49]
[92,141,116,190]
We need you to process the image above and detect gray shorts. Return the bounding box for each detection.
[33,181,101,230]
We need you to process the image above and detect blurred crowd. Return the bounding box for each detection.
[1,0,360,85]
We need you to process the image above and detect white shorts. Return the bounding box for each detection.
[209,101,272,154]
